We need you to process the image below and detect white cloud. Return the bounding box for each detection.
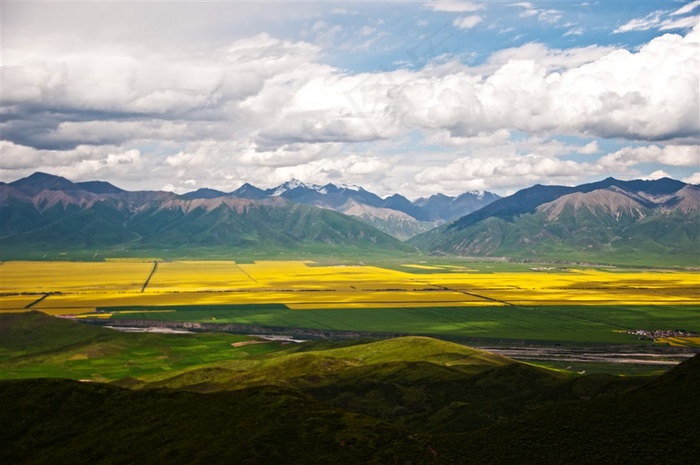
[599,145,700,169]
[577,141,599,154]
[453,15,483,29]
[424,1,484,13]
[615,3,699,34]
[0,142,145,182]
[642,169,672,180]
[3,5,699,196]
[476,42,615,74]
[682,172,700,184]
[671,1,700,16]
[510,2,562,24]
[614,11,664,33]
[660,15,700,31]
[414,152,602,193]
[395,26,700,142]
[564,27,584,37]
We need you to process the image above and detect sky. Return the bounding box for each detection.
[1,0,699,198]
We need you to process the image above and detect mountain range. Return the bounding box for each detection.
[1,172,698,265]
[410,177,700,266]
[0,173,498,253]
[0,173,410,255]
[182,178,500,239]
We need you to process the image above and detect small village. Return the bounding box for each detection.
[627,329,699,340]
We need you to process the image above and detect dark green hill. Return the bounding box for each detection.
[0,379,435,465]
[1,356,695,464]
[435,354,700,464]
[1,312,697,464]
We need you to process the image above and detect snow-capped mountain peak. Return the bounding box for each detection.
[270,178,306,196]
[269,178,326,197]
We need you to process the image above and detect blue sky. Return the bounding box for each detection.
[1,1,698,197]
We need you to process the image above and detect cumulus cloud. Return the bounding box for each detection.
[682,172,700,184]
[0,141,144,183]
[641,169,673,180]
[599,145,700,169]
[414,152,602,193]
[475,42,615,74]
[3,4,699,195]
[394,26,700,142]
[453,15,483,29]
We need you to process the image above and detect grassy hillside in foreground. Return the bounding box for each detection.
[0,379,435,465]
[1,356,697,464]
[0,313,660,440]
[435,354,700,464]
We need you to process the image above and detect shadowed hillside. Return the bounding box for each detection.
[4,313,697,464]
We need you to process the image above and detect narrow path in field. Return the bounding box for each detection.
[426,282,515,306]
[24,293,50,309]
[140,261,159,293]
[234,263,259,284]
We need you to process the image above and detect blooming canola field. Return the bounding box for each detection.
[1,260,698,314]
[2,260,698,344]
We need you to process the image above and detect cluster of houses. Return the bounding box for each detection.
[626,329,698,340]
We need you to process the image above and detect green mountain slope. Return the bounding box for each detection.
[1,175,412,256]
[411,179,700,266]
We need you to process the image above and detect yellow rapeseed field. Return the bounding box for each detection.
[145,261,260,292]
[0,295,46,311]
[1,260,698,315]
[0,261,153,293]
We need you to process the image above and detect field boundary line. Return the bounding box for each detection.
[235,263,259,284]
[424,282,515,306]
[141,261,159,293]
[24,293,50,309]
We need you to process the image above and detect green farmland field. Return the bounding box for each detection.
[105,303,700,345]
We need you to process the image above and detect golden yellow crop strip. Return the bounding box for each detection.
[34,308,99,316]
[2,261,698,310]
[0,261,153,293]
[145,261,260,291]
[0,295,44,310]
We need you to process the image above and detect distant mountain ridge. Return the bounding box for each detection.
[0,172,411,255]
[5,173,499,241]
[410,177,700,266]
[183,177,500,239]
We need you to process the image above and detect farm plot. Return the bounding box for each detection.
[0,261,152,294]
[105,303,700,344]
[238,261,435,291]
[0,295,45,311]
[2,261,698,328]
[144,261,260,292]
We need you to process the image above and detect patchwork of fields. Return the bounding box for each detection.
[1,259,698,344]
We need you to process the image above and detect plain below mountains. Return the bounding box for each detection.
[410,177,700,267]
